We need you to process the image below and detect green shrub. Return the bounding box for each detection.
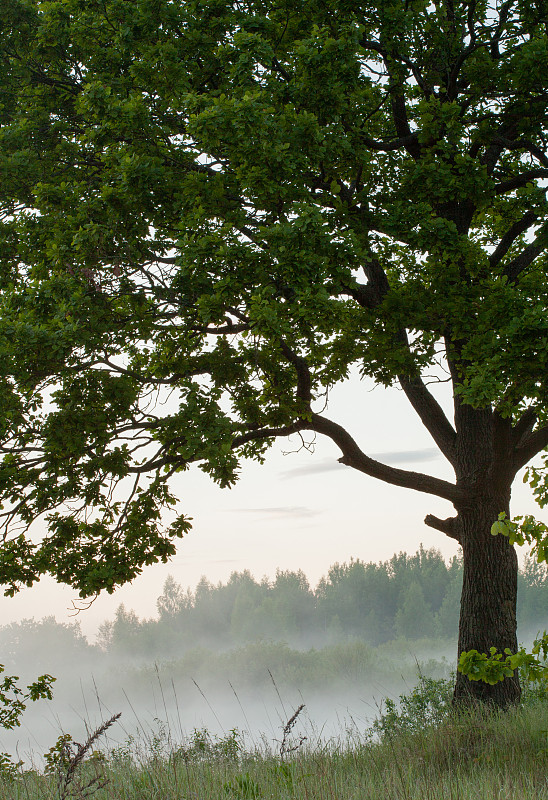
[372,674,454,740]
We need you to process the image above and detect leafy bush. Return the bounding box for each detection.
[173,727,243,764]
[372,674,454,741]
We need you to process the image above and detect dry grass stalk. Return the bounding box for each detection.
[279,704,306,761]
[57,712,121,800]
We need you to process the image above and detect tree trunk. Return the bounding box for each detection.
[453,498,520,707]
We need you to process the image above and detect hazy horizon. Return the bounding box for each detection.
[0,377,545,639]
[0,544,544,767]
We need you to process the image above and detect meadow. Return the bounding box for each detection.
[1,674,546,800]
[0,549,545,797]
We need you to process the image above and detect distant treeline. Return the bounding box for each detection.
[95,546,547,658]
[0,548,545,669]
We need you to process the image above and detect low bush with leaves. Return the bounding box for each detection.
[371,674,454,741]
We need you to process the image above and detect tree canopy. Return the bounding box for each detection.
[1,0,548,704]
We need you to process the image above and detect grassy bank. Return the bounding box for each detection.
[2,678,547,800]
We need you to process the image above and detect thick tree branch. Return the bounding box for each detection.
[279,341,312,405]
[342,282,384,309]
[512,407,537,448]
[424,513,461,542]
[342,248,390,308]
[305,413,462,503]
[398,375,457,466]
[477,118,548,178]
[358,132,420,153]
[503,226,548,282]
[489,211,539,269]
[232,422,307,449]
[389,89,422,159]
[362,253,390,297]
[268,56,292,82]
[197,322,249,334]
[480,138,508,175]
[489,0,513,58]
[496,138,548,168]
[494,170,548,195]
[361,41,423,158]
[447,30,484,100]
[360,39,388,58]
[513,423,548,472]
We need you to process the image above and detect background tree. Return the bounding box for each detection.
[518,555,548,629]
[157,574,192,622]
[394,581,438,640]
[82,550,547,656]
[1,0,548,706]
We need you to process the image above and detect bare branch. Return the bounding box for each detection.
[305,413,462,503]
[112,474,141,534]
[513,423,548,472]
[503,225,548,282]
[424,513,461,542]
[489,210,539,269]
[399,375,457,466]
[358,131,420,153]
[232,422,307,448]
[494,170,548,195]
[279,342,312,405]
[512,407,537,448]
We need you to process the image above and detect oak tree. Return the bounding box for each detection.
[1,0,548,706]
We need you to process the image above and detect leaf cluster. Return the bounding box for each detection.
[0,664,55,730]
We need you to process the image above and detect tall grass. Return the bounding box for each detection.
[2,676,546,800]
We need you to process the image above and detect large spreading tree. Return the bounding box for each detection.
[1,0,548,706]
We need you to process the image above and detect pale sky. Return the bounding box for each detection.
[0,374,544,639]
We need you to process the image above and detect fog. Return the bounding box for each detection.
[0,549,545,768]
[0,626,454,768]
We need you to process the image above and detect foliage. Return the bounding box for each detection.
[0,752,23,785]
[0,666,55,786]
[458,632,548,690]
[492,512,548,565]
[92,547,547,657]
[0,664,54,730]
[0,616,94,673]
[394,581,437,639]
[371,674,454,741]
[0,548,545,677]
[174,728,243,764]
[44,733,74,776]
[0,0,546,604]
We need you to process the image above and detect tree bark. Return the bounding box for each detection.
[452,489,520,707]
